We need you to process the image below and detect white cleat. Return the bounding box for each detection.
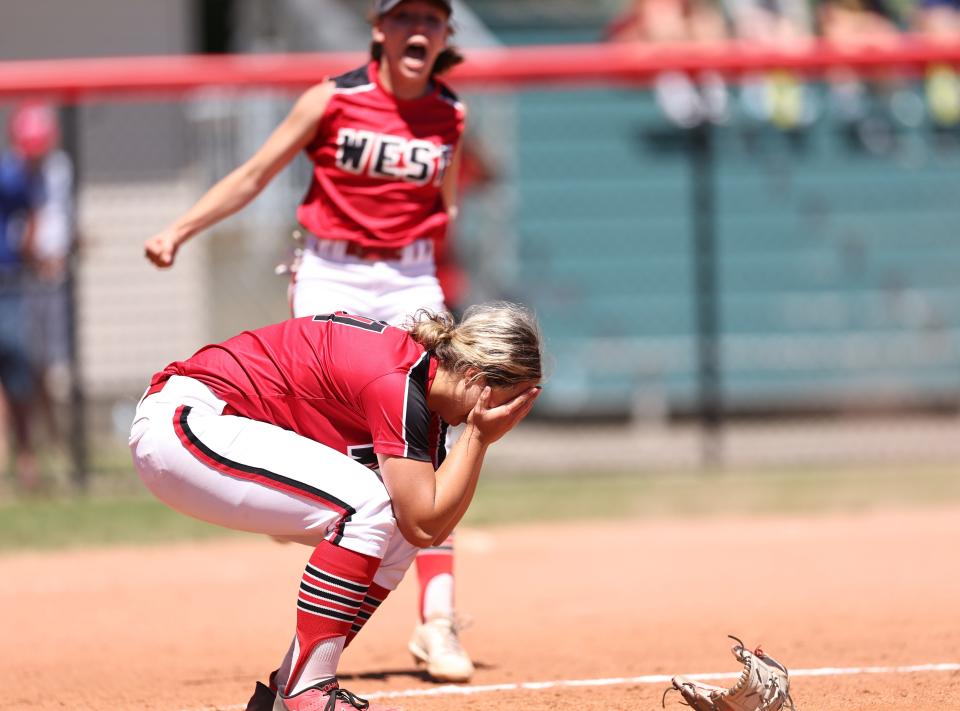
[408,614,475,683]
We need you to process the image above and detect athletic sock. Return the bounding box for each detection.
[287,540,381,693]
[345,582,390,646]
[416,534,455,622]
[289,637,345,694]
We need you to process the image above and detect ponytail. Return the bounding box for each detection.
[407,303,543,387]
[407,310,458,358]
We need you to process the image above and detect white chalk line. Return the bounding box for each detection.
[185,662,960,710]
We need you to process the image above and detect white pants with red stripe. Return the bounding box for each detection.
[128,375,419,590]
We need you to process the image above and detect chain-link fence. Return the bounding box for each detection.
[2,37,960,493]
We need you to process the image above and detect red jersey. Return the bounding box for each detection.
[296,62,466,249]
[149,313,447,468]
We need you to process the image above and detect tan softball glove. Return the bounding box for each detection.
[663,635,796,711]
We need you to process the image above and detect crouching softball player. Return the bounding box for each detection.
[129,303,542,711]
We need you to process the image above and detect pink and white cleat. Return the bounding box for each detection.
[273,678,399,711]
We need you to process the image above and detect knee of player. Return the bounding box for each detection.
[129,418,163,480]
[342,499,396,558]
[350,487,395,530]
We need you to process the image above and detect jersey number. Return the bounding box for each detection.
[314,313,389,333]
[347,444,379,471]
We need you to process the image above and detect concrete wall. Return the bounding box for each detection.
[0,0,192,59]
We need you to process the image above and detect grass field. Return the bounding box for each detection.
[2,462,958,552]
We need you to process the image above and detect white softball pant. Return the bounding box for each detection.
[290,237,446,323]
[128,375,419,590]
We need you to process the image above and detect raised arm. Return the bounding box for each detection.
[441,137,464,223]
[378,385,539,548]
[143,80,335,268]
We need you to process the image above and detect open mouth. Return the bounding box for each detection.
[403,44,428,62]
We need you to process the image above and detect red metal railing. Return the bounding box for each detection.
[1,37,959,102]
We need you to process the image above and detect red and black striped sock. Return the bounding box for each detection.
[345,582,390,647]
[288,540,381,687]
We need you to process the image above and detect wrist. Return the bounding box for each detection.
[463,423,493,449]
[172,223,193,245]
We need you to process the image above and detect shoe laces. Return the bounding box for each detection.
[324,687,369,711]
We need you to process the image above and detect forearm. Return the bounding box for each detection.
[422,425,489,542]
[384,385,540,548]
[441,137,463,220]
[169,166,264,244]
[430,472,477,546]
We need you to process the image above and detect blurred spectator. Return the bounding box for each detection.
[606,0,730,127]
[722,0,817,130]
[915,0,960,38]
[724,0,812,46]
[817,0,913,152]
[25,109,76,444]
[818,0,904,47]
[0,102,53,492]
[606,0,728,44]
[914,0,960,127]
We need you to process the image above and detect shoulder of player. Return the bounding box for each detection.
[294,80,338,118]
[295,60,374,98]
[434,80,466,115]
[329,63,378,94]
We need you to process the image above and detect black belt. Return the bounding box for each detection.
[343,241,407,261]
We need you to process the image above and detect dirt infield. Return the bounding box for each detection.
[2,506,959,711]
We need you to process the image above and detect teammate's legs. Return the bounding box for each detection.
[290,244,472,682]
[415,535,455,620]
[294,257,463,638]
[372,261,460,616]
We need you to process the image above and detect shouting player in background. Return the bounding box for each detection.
[143,0,478,690]
[129,305,542,711]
